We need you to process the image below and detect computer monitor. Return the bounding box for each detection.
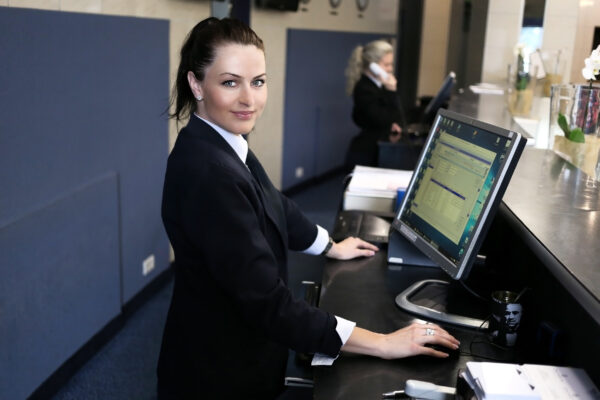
[405,72,457,139]
[422,71,456,123]
[389,109,526,328]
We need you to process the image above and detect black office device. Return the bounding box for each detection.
[332,210,391,244]
[389,108,526,328]
[255,0,299,11]
[405,71,457,137]
[377,72,457,171]
[422,71,456,123]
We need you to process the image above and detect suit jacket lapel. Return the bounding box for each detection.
[185,116,250,173]
[186,117,288,247]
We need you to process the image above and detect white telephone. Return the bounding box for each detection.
[369,62,388,80]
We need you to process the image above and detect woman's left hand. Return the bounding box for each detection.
[326,237,379,260]
[382,74,397,91]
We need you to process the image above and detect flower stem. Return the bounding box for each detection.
[582,81,592,134]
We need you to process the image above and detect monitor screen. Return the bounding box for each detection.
[391,109,526,280]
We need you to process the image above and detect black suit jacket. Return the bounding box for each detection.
[157,117,341,399]
[347,75,404,166]
[352,74,403,134]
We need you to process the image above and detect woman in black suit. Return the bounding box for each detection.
[158,18,459,400]
[345,40,404,167]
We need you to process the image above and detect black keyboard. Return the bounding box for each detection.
[332,210,392,244]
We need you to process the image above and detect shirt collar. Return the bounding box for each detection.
[194,114,248,163]
[366,73,383,88]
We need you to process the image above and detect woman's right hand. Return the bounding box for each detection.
[341,322,460,359]
[376,322,460,359]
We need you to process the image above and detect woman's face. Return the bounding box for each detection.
[377,52,394,75]
[191,43,267,135]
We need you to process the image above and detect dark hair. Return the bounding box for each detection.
[169,17,265,122]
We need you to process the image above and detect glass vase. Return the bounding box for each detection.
[506,61,537,117]
[541,49,566,97]
[508,87,535,117]
[549,84,600,178]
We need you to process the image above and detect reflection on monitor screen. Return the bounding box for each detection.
[390,109,526,328]
[393,109,525,280]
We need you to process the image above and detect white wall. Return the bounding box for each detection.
[542,0,579,84]
[571,0,600,83]
[479,0,594,87]
[481,0,525,84]
[418,0,452,97]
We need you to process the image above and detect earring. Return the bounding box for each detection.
[196,95,203,101]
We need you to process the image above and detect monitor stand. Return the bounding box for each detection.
[395,279,489,330]
[387,231,489,330]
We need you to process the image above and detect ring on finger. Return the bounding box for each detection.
[426,328,435,336]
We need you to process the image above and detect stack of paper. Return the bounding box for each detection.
[469,83,505,95]
[343,165,412,213]
[462,362,599,400]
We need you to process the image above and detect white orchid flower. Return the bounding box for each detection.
[582,45,600,81]
[582,67,596,80]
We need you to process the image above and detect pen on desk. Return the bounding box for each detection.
[381,389,406,399]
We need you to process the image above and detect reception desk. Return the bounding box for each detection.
[312,92,600,399]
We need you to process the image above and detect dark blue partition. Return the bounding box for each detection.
[0,8,169,398]
[282,29,391,190]
[0,174,121,399]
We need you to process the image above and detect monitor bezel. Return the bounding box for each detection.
[391,109,526,280]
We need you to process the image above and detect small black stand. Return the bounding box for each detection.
[387,229,437,267]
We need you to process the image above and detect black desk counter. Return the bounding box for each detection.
[312,93,600,398]
[502,149,600,324]
[449,92,600,324]
[313,253,478,399]
[313,253,518,399]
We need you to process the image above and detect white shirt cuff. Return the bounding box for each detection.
[302,225,329,255]
[311,316,356,366]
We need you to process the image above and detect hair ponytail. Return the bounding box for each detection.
[345,45,364,96]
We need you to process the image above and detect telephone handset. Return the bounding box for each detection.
[369,62,388,81]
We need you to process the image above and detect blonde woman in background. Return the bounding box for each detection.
[345,40,404,168]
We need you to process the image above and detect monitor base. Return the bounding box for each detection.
[395,279,489,330]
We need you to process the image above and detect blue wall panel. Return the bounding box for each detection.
[0,8,170,305]
[0,175,121,400]
[0,7,169,397]
[282,29,390,190]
